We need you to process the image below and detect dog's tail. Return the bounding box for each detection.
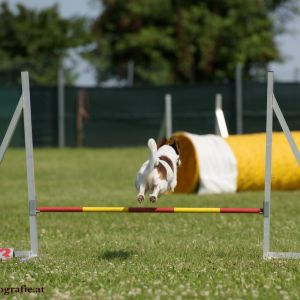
[147,138,159,171]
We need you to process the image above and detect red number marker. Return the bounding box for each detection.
[0,248,13,259]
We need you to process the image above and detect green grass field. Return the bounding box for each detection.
[1,147,300,299]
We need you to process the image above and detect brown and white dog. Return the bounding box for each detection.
[135,138,181,203]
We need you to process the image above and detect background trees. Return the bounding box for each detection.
[0,0,298,86]
[0,3,90,85]
[89,0,298,85]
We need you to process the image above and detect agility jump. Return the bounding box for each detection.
[0,71,299,260]
[37,206,263,213]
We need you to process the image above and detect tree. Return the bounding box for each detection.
[0,2,90,85]
[89,0,298,85]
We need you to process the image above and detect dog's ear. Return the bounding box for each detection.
[157,137,167,148]
[168,137,180,155]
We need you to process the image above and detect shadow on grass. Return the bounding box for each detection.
[99,250,136,261]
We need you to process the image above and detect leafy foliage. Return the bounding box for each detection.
[90,0,298,85]
[0,2,90,85]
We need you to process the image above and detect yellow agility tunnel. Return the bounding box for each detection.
[173,131,300,193]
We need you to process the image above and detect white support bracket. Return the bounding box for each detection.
[263,71,300,260]
[0,71,38,260]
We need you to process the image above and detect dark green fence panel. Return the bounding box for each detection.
[0,81,300,148]
[171,83,235,135]
[31,87,57,147]
[274,83,300,131]
[65,87,77,147]
[81,87,165,147]
[76,83,236,147]
[243,82,300,133]
[0,86,23,147]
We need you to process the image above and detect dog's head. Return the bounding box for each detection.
[157,137,181,167]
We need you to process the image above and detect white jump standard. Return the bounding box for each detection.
[263,72,300,259]
[0,72,38,259]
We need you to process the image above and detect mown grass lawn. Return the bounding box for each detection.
[1,147,300,299]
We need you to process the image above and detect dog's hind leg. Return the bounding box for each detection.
[170,179,177,192]
[149,185,160,203]
[137,183,146,203]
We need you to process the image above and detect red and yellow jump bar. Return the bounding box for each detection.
[37,207,263,214]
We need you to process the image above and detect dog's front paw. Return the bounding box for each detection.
[137,195,145,203]
[149,195,157,203]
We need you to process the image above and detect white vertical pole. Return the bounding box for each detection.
[293,67,299,82]
[263,71,274,258]
[235,63,243,134]
[58,68,65,148]
[165,93,172,139]
[215,94,221,136]
[21,71,38,257]
[127,60,134,87]
[215,93,229,138]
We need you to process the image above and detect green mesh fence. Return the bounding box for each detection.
[0,82,299,147]
[0,86,23,147]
